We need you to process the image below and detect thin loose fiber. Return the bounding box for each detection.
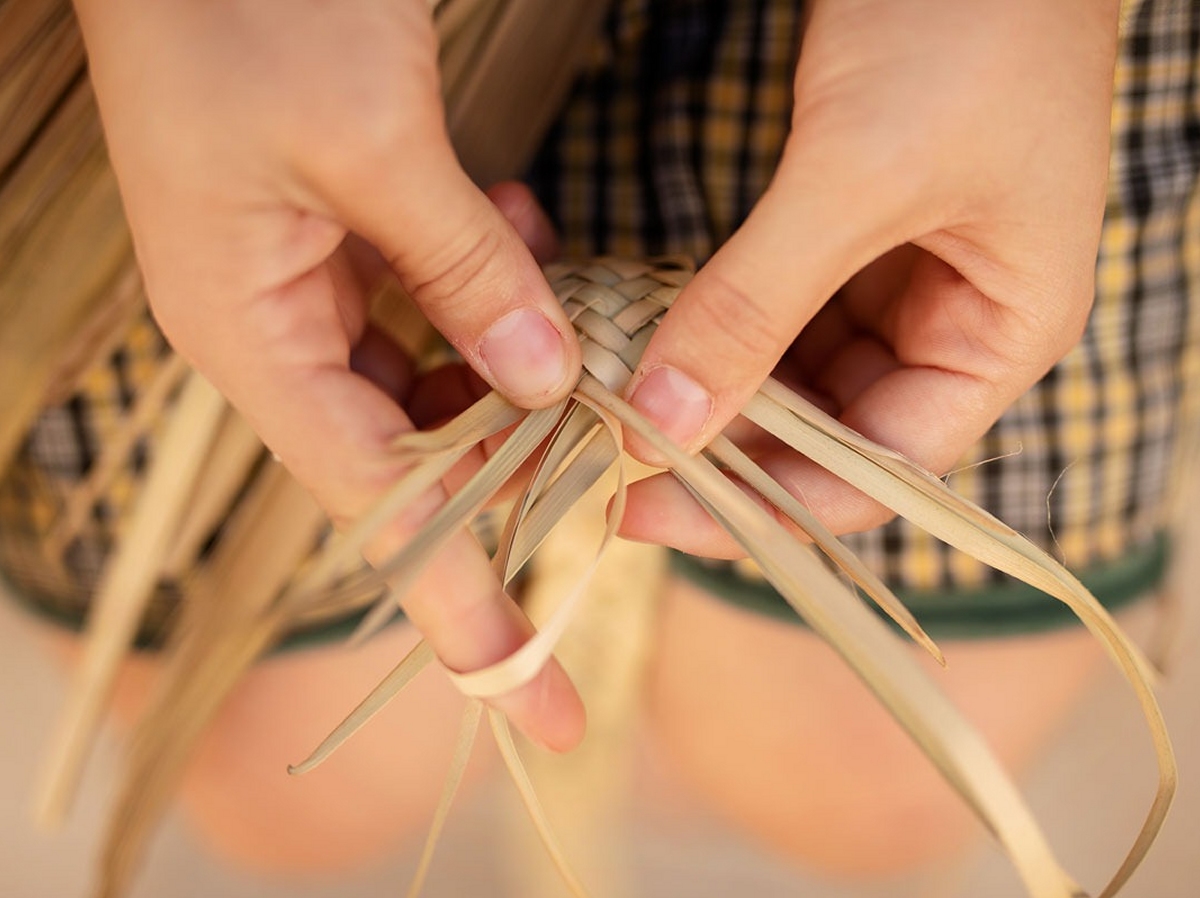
[4,3,1178,898]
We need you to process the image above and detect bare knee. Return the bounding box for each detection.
[645,576,1106,880]
[53,623,484,876]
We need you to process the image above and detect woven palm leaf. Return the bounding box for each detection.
[285,257,1173,898]
[0,1,1175,897]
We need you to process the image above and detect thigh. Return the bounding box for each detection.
[644,574,1111,879]
[45,619,484,876]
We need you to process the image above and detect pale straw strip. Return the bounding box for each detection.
[441,0,612,187]
[46,352,191,555]
[0,80,132,475]
[490,402,612,583]
[160,411,264,580]
[513,403,602,515]
[502,424,620,583]
[446,398,625,698]
[285,445,472,613]
[438,0,508,110]
[39,261,144,408]
[273,394,521,613]
[349,399,570,643]
[490,403,602,581]
[505,469,662,898]
[291,397,623,760]
[391,390,525,458]
[288,640,438,775]
[279,256,1171,898]
[34,371,226,828]
[0,0,84,175]
[745,380,1173,898]
[97,462,327,898]
[490,710,593,898]
[705,434,944,664]
[577,373,1086,898]
[404,700,485,898]
[430,0,490,42]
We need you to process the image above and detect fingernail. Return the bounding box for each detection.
[628,365,713,450]
[479,309,570,400]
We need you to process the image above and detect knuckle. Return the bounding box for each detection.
[1023,277,1095,364]
[685,269,788,367]
[403,221,509,315]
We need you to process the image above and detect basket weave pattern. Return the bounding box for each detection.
[547,255,692,390]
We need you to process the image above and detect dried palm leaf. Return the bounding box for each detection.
[34,370,228,828]
[22,3,615,894]
[291,258,1173,898]
[497,465,662,898]
[12,2,1172,897]
[0,76,131,476]
[95,460,329,898]
[0,0,85,178]
[44,352,191,557]
[435,0,612,186]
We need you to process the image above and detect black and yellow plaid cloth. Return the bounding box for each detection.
[0,311,188,637]
[528,0,1200,633]
[2,0,1198,638]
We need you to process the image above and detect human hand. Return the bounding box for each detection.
[620,0,1120,555]
[72,0,584,749]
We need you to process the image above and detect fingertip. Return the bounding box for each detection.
[403,539,587,753]
[537,662,588,753]
[333,151,578,410]
[491,659,587,753]
[476,306,579,408]
[623,252,795,463]
[624,365,715,464]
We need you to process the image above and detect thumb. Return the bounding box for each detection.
[625,157,908,459]
[313,114,580,410]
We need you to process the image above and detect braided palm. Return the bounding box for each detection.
[550,256,692,390]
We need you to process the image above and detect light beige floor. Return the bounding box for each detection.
[2,509,1198,898]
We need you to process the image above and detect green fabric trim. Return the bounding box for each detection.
[272,607,398,654]
[0,565,394,655]
[669,534,1169,640]
[6,535,1169,650]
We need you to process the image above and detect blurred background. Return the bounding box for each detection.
[2,496,1198,898]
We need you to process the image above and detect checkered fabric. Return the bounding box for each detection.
[0,310,187,638]
[3,0,1198,638]
[528,0,1200,614]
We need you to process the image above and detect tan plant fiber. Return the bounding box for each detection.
[287,257,1173,898]
[1,1,1174,897]
[8,0,612,894]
